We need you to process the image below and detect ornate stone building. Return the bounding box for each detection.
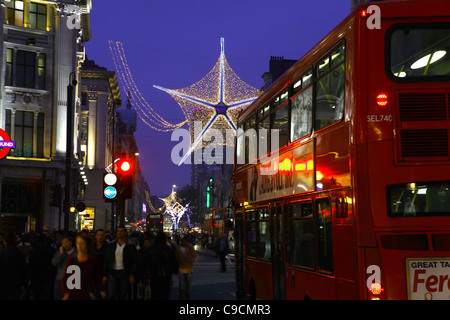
[78,57,121,231]
[0,0,92,232]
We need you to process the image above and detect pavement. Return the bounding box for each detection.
[169,245,237,300]
[194,244,235,262]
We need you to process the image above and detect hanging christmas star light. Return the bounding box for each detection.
[161,190,189,231]
[109,40,188,132]
[154,38,261,165]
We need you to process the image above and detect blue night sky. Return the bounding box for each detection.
[84,0,351,197]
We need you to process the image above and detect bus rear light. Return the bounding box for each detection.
[376,93,389,107]
[368,282,384,295]
[361,10,367,18]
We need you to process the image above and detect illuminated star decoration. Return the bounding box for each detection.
[109,40,188,132]
[161,189,189,231]
[154,38,261,165]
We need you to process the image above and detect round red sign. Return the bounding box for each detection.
[0,128,15,159]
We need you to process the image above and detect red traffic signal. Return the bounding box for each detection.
[117,158,133,174]
[115,157,134,200]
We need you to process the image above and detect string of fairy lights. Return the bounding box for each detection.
[109,40,188,132]
[109,38,261,164]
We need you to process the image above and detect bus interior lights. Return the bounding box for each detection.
[410,50,446,70]
[407,183,416,191]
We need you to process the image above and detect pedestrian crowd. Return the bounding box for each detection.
[0,227,205,301]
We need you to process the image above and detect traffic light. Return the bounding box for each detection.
[206,178,214,209]
[209,178,214,196]
[49,184,62,207]
[206,186,211,209]
[103,172,118,202]
[116,157,134,199]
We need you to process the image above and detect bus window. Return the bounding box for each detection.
[246,209,257,257]
[387,180,450,217]
[257,207,271,260]
[257,112,270,155]
[290,86,312,142]
[236,123,245,166]
[289,202,315,269]
[388,24,450,80]
[315,43,345,131]
[315,198,333,273]
[271,103,289,148]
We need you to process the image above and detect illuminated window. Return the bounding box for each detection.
[80,115,88,142]
[236,123,245,166]
[37,54,46,89]
[6,49,13,86]
[29,2,47,31]
[8,50,46,89]
[257,207,270,260]
[314,42,345,131]
[6,0,24,27]
[291,70,313,142]
[7,110,44,157]
[14,111,34,157]
[271,103,289,149]
[244,116,257,164]
[256,107,271,156]
[389,24,450,80]
[387,180,450,217]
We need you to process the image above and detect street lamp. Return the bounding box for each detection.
[63,72,77,231]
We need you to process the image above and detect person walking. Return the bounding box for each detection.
[93,229,108,282]
[215,235,229,273]
[175,237,198,300]
[137,235,152,300]
[145,232,178,300]
[0,232,26,300]
[29,234,56,300]
[103,226,137,300]
[52,234,77,300]
[61,233,105,300]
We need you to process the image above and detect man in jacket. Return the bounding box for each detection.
[102,226,137,300]
[51,234,77,300]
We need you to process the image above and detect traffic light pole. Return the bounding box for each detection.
[64,74,77,232]
[119,198,125,227]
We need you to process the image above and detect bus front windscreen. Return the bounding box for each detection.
[388,24,450,81]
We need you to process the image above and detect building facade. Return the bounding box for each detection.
[0,0,91,233]
[114,94,149,230]
[78,57,121,231]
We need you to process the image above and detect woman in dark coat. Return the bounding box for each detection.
[61,233,105,300]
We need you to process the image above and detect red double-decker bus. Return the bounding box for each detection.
[203,206,234,249]
[232,0,450,300]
